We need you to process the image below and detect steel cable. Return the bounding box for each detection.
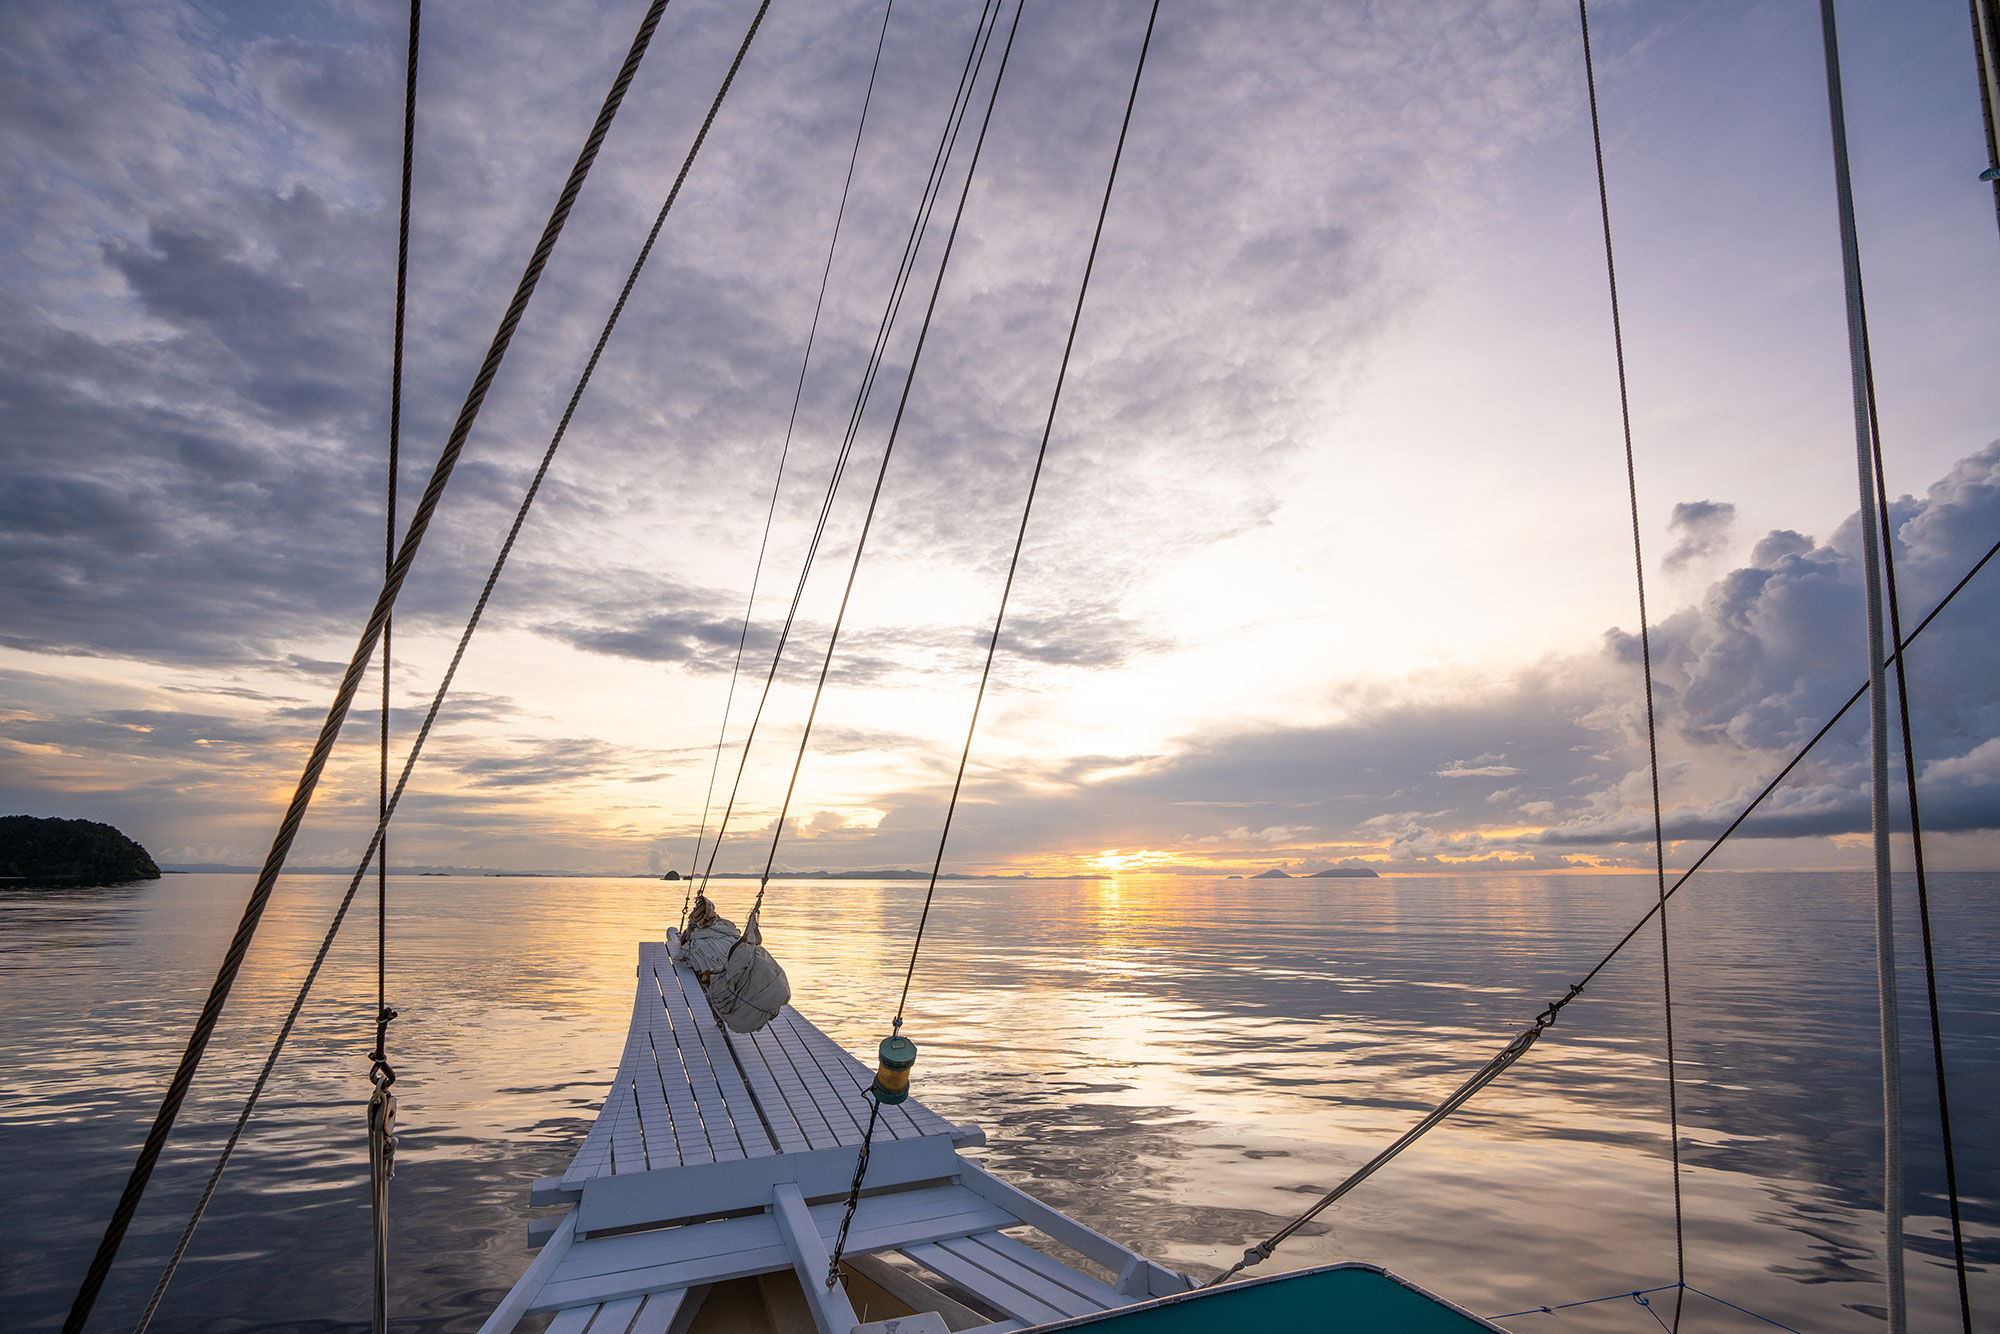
[681,0,897,934]
[1856,262,1972,1334]
[895,0,1162,1031]
[1204,529,2000,1285]
[61,5,675,1327]
[1815,4,1905,1326]
[1575,4,1684,1324]
[110,3,780,1325]
[367,7,419,1333]
[749,0,1025,906]
[693,0,1005,901]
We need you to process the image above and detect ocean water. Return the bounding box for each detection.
[1,869,1994,1333]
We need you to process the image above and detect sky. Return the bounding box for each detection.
[2,0,1997,878]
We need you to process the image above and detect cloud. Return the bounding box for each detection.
[1663,499,1736,571]
[3,1,1993,875]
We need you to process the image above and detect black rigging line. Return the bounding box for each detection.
[751,0,1025,903]
[1559,532,1998,1006]
[896,0,1161,1031]
[369,7,418,1333]
[1576,3,1684,1324]
[107,2,776,1325]
[1207,528,2000,1284]
[381,0,418,1059]
[693,0,1005,899]
[681,0,897,934]
[60,4,674,1328]
[1858,299,1972,1332]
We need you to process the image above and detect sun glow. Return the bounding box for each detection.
[1084,848,1185,874]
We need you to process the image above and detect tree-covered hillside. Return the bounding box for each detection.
[0,816,161,882]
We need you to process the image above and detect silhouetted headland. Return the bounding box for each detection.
[1,815,161,885]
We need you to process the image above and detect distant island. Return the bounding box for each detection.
[1,815,160,884]
[1251,868,1293,879]
[1310,867,1380,878]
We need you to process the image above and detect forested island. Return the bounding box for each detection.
[0,816,161,884]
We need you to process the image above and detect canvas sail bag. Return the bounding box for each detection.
[680,894,790,1033]
[709,907,790,1032]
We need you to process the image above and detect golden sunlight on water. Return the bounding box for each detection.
[2,869,1994,1332]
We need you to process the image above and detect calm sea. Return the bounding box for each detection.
[2,870,1994,1332]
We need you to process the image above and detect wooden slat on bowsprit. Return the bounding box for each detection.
[481,940,1187,1334]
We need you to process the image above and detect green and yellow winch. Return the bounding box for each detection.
[871,1034,917,1104]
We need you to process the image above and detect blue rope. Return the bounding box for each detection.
[1683,1285,1809,1333]
[1493,1284,1679,1319]
[1493,1283,1806,1334]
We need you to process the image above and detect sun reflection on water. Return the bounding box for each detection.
[1,869,1993,1331]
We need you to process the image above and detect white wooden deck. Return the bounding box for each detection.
[481,939,1186,1334]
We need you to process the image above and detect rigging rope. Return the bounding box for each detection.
[748,0,1023,911]
[1856,286,1974,1334]
[692,0,1005,901]
[681,0,897,935]
[1200,529,2000,1288]
[63,4,675,1328]
[1496,1282,1807,1333]
[829,1,1158,1287]
[1575,5,1683,1326]
[119,3,775,1324]
[1815,4,1905,1329]
[896,0,1161,1032]
[369,7,419,1333]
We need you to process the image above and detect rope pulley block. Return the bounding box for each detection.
[872,1034,917,1104]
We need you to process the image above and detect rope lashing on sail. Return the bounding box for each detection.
[682,0,899,936]
[1575,4,1685,1326]
[692,0,1007,906]
[370,6,419,1331]
[1816,4,1906,1329]
[1199,528,2000,1289]
[64,5,676,1329]
[118,5,780,1325]
[896,0,1161,1034]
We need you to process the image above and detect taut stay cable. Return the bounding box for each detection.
[895,0,1162,1032]
[62,4,676,1327]
[1575,4,1684,1325]
[112,4,775,1324]
[680,0,898,933]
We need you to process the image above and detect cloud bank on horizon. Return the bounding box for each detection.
[1,0,1996,876]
